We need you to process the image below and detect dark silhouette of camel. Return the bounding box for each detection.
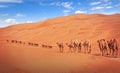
[19,41,22,44]
[74,40,82,53]
[66,43,74,52]
[7,40,39,47]
[107,40,113,55]
[97,40,103,55]
[97,39,108,56]
[70,40,79,52]
[107,39,119,57]
[82,41,91,54]
[6,40,9,42]
[11,40,15,43]
[34,43,39,46]
[42,44,47,48]
[56,42,64,53]
[78,42,82,53]
[113,39,119,57]
[28,42,34,46]
[72,40,82,53]
[41,44,52,48]
[47,46,52,48]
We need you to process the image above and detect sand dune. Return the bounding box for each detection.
[0,14,120,73]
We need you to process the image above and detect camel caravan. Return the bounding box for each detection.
[97,39,119,57]
[56,39,119,58]
[56,40,91,54]
[7,40,39,47]
[6,40,52,49]
[6,38,119,58]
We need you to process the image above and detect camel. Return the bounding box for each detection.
[97,40,103,56]
[14,40,18,43]
[42,44,52,48]
[97,39,108,56]
[101,39,108,55]
[76,41,82,53]
[47,46,52,48]
[69,40,81,53]
[42,44,47,48]
[7,40,9,42]
[107,40,113,55]
[11,40,15,43]
[28,42,31,46]
[28,42,34,46]
[66,43,74,52]
[72,40,79,52]
[56,42,64,53]
[107,39,119,57]
[113,39,119,57]
[66,40,82,53]
[73,40,82,53]
[82,41,91,54]
[34,43,39,46]
[19,41,22,44]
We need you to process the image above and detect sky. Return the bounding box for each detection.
[0,0,120,27]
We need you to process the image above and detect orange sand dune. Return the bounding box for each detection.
[0,14,120,73]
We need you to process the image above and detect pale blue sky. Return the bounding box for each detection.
[0,0,120,27]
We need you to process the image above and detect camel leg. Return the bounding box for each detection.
[84,47,86,54]
[112,49,115,57]
[104,49,107,56]
[100,49,102,56]
[61,48,63,53]
[85,47,87,54]
[70,47,73,52]
[69,47,71,52]
[74,47,76,53]
[72,47,74,53]
[103,50,105,56]
[115,49,118,58]
[102,50,104,56]
[101,50,103,56]
[86,47,88,54]
[59,48,61,53]
[105,49,108,56]
[88,48,91,54]
[61,48,62,53]
[78,47,81,53]
[109,49,112,55]
[61,47,64,53]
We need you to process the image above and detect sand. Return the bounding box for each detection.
[0,14,120,73]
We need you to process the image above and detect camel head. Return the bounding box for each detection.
[102,39,105,41]
[97,40,100,43]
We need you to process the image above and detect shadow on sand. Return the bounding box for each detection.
[92,53,117,58]
[92,53,101,56]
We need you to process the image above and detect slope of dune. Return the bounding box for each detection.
[0,14,120,73]
[0,14,120,42]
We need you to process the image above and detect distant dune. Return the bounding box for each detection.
[0,14,120,73]
[0,14,120,42]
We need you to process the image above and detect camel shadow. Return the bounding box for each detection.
[92,53,101,56]
[92,53,117,58]
[104,55,118,58]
